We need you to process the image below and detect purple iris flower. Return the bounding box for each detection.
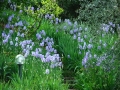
[17,32,20,36]
[85,28,88,31]
[70,30,73,34]
[49,48,54,52]
[8,14,14,21]
[19,10,23,13]
[54,49,57,53]
[82,51,89,66]
[87,44,93,49]
[17,21,23,26]
[63,26,67,29]
[3,39,8,44]
[41,30,46,36]
[21,33,24,37]
[79,27,82,31]
[2,32,7,38]
[45,52,50,57]
[97,46,101,50]
[24,50,30,57]
[26,40,32,44]
[74,21,78,26]
[45,14,49,19]
[36,33,42,40]
[79,44,83,50]
[78,37,81,42]
[73,28,78,33]
[9,30,14,34]
[84,35,87,39]
[59,19,61,23]
[103,43,107,48]
[23,26,26,30]
[31,7,34,11]
[5,24,10,28]
[73,35,77,39]
[40,42,44,47]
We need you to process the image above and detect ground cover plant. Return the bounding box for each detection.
[1,0,120,90]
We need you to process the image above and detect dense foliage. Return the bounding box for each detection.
[57,0,120,24]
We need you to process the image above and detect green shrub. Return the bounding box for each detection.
[57,0,120,24]
[76,0,120,24]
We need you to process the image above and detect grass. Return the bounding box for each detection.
[7,57,68,90]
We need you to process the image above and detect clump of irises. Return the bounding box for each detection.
[2,11,119,71]
[55,19,118,68]
[2,13,63,74]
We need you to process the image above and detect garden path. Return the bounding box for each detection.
[62,70,76,90]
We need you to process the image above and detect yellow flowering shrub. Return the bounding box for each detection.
[40,0,63,17]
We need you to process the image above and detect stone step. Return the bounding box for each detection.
[64,80,76,84]
[68,84,76,89]
[62,70,76,90]
[64,77,75,80]
[62,71,75,77]
[63,77,76,84]
[63,77,76,89]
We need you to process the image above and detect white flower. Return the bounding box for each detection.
[45,69,50,74]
